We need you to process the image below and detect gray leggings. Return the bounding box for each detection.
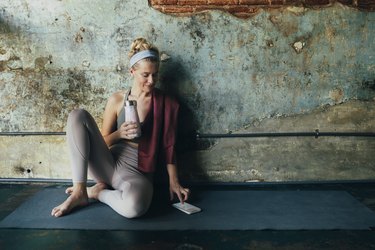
[67,108,153,218]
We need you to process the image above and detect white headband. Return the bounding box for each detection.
[129,50,158,68]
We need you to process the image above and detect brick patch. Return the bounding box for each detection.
[149,0,375,18]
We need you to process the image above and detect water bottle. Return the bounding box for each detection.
[124,100,142,138]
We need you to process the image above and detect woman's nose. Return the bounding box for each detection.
[148,75,154,83]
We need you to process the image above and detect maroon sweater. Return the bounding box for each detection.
[137,88,179,173]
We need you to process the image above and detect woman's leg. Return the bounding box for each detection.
[98,174,153,218]
[98,145,154,218]
[52,109,115,217]
[67,109,115,184]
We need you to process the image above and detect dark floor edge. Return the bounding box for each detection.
[0,178,374,187]
[1,228,374,232]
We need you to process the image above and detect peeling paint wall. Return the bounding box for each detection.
[0,1,374,182]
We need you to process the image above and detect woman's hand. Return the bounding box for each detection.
[169,180,190,204]
[166,164,189,203]
[118,121,139,140]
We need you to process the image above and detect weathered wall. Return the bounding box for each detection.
[0,0,374,182]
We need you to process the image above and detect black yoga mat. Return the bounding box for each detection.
[1,187,375,230]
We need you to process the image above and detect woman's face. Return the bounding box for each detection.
[130,60,159,94]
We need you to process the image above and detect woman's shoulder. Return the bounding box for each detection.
[106,90,128,111]
[108,90,127,103]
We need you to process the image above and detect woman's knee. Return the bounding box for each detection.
[68,108,89,124]
[67,109,96,131]
[118,195,152,219]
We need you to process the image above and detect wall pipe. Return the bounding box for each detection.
[196,130,375,139]
[0,132,66,136]
[0,177,374,186]
[0,130,374,138]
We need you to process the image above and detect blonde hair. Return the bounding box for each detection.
[128,38,159,68]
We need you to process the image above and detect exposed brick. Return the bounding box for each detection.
[178,0,207,5]
[239,0,269,4]
[337,0,353,4]
[304,0,331,5]
[224,5,261,12]
[207,0,239,5]
[284,0,304,5]
[151,0,178,4]
[162,5,196,13]
[357,0,375,10]
[194,5,225,11]
[152,5,164,11]
[150,0,375,19]
[270,0,285,5]
[194,4,260,16]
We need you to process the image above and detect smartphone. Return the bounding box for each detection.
[172,202,202,215]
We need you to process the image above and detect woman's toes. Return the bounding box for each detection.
[51,194,88,217]
[65,186,74,195]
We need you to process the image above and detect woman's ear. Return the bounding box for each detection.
[129,68,135,76]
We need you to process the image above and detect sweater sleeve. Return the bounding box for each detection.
[162,95,179,165]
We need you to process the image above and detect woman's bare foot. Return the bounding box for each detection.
[87,183,107,199]
[65,182,107,200]
[65,186,74,195]
[51,185,89,217]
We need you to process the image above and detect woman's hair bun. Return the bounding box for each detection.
[128,38,159,59]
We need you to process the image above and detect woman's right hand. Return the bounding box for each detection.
[117,121,139,140]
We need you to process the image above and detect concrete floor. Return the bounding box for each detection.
[0,181,375,250]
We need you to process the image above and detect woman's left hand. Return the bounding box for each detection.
[169,181,190,203]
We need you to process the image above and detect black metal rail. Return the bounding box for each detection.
[0,130,374,138]
[0,177,374,185]
[0,132,66,136]
[196,130,375,139]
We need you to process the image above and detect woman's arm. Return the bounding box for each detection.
[101,92,138,147]
[167,163,190,203]
[161,95,190,203]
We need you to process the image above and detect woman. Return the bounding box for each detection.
[51,38,190,218]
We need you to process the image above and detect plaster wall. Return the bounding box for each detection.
[0,0,374,182]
